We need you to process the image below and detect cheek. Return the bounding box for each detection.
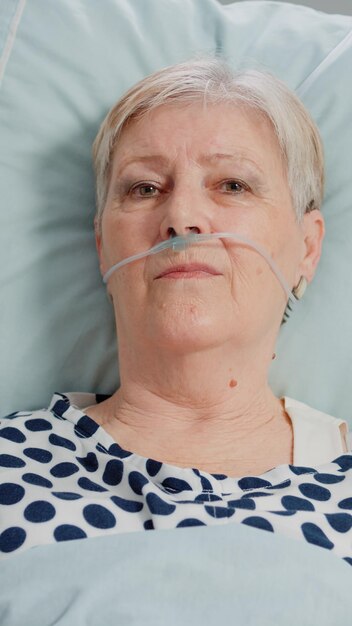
[224,238,270,278]
[225,239,286,306]
[105,209,160,260]
[110,267,148,333]
[271,224,303,283]
[113,265,146,300]
[101,217,140,271]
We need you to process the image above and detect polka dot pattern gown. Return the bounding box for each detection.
[1,392,352,566]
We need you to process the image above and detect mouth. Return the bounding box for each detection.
[156,264,222,279]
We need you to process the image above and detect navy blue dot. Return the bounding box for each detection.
[228,498,256,510]
[50,462,79,478]
[344,557,352,566]
[270,480,292,490]
[205,505,233,519]
[75,415,100,438]
[0,454,26,468]
[299,483,331,501]
[49,434,76,451]
[161,477,193,493]
[24,501,56,523]
[108,442,133,459]
[326,513,352,533]
[111,495,144,513]
[102,459,124,486]
[144,519,155,530]
[270,510,296,516]
[200,475,214,492]
[83,504,116,529]
[22,473,53,488]
[242,516,274,532]
[78,477,107,492]
[196,493,221,504]
[242,491,273,498]
[238,477,272,490]
[282,495,315,511]
[128,471,149,496]
[24,418,52,432]
[146,459,163,477]
[338,497,352,510]
[301,523,334,550]
[54,525,87,542]
[314,473,345,485]
[76,452,98,472]
[333,455,352,472]
[0,427,26,443]
[289,465,315,475]
[23,448,53,463]
[52,492,82,500]
[0,527,26,553]
[51,399,70,417]
[0,483,25,505]
[177,518,207,527]
[146,493,176,515]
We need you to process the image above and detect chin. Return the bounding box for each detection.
[147,317,231,351]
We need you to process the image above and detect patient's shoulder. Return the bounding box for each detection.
[283,396,351,458]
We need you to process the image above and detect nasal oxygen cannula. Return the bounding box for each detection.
[102,232,297,306]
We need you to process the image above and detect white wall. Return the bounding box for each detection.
[218,0,352,15]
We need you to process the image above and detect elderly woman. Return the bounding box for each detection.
[1,59,351,564]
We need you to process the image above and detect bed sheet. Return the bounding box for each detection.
[1,520,351,625]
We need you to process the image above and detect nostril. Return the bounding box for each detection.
[167,226,200,237]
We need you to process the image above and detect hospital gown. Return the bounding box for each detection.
[1,391,352,565]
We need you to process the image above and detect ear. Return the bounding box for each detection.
[298,209,325,284]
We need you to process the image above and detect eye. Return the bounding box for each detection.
[130,183,159,197]
[220,179,249,194]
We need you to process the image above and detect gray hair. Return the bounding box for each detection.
[92,57,324,236]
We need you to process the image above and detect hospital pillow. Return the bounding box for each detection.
[1,0,352,423]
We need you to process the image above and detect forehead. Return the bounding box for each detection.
[111,101,284,175]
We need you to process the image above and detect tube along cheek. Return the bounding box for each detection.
[102,231,296,306]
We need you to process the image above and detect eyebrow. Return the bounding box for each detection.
[114,152,265,177]
[199,152,265,175]
[115,155,169,175]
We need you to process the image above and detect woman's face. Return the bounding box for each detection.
[97,101,323,352]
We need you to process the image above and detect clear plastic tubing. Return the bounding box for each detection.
[102,232,297,305]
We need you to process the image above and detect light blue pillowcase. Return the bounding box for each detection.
[1,0,352,422]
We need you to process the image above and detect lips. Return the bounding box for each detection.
[156,263,221,278]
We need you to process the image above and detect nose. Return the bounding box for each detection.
[159,186,211,241]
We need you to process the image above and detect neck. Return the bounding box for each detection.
[94,339,292,476]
